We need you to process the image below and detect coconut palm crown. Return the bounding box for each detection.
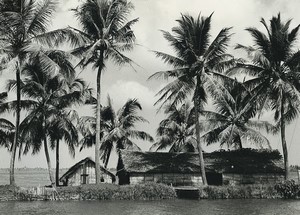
[150,102,197,152]
[78,97,154,168]
[201,80,273,149]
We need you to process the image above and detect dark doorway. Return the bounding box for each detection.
[206,172,222,185]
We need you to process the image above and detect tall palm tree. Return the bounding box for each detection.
[230,13,300,179]
[0,0,71,185]
[201,80,273,149]
[79,97,153,168]
[66,0,138,183]
[0,92,14,150]
[150,102,197,152]
[13,51,88,186]
[149,13,234,185]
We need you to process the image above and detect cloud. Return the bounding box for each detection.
[106,80,156,109]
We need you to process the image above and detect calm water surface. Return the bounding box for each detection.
[1,199,300,215]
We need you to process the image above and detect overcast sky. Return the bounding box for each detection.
[1,0,300,170]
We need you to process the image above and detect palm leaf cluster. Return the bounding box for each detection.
[0,92,14,149]
[79,97,153,168]
[151,102,197,152]
[201,80,273,149]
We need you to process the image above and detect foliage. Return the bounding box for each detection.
[56,183,176,200]
[196,185,279,199]
[0,92,14,149]
[274,180,300,199]
[201,80,273,149]
[79,97,153,168]
[151,102,197,152]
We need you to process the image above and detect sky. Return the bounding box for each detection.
[1,0,300,169]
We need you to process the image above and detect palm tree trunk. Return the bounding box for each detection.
[104,147,112,168]
[95,50,104,184]
[42,115,55,187]
[44,134,55,187]
[194,102,207,185]
[193,76,207,185]
[280,100,289,180]
[9,64,21,186]
[55,139,60,186]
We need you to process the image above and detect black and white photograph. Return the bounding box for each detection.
[1,0,300,214]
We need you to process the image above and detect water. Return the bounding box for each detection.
[0,169,67,187]
[1,199,300,215]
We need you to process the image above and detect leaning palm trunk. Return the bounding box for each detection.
[44,135,55,187]
[9,64,21,186]
[95,51,104,184]
[280,99,289,180]
[194,107,207,185]
[43,117,55,187]
[55,139,60,186]
[194,77,207,185]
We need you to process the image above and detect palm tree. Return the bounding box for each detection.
[13,51,88,186]
[48,109,79,186]
[0,92,14,150]
[150,102,197,152]
[201,80,273,149]
[0,0,71,185]
[149,13,234,185]
[48,73,89,186]
[65,0,138,183]
[79,97,154,168]
[230,13,300,179]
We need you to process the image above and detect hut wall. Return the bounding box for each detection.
[129,173,203,186]
[223,173,284,185]
[66,162,113,186]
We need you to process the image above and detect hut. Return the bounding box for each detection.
[117,149,285,186]
[60,157,116,186]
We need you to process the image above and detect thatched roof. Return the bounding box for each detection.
[118,149,284,174]
[60,157,116,182]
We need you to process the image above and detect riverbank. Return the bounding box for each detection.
[14,183,177,201]
[1,180,299,201]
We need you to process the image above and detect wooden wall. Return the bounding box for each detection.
[130,173,203,186]
[223,173,284,185]
[67,162,113,186]
[128,172,284,187]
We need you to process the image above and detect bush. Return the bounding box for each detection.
[274,180,300,199]
[197,185,279,199]
[57,183,176,200]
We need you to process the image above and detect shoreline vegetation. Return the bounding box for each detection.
[1,180,300,201]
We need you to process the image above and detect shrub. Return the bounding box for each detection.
[274,180,300,199]
[57,183,176,200]
[196,185,279,199]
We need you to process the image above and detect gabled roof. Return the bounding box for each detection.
[60,157,116,182]
[118,149,284,174]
